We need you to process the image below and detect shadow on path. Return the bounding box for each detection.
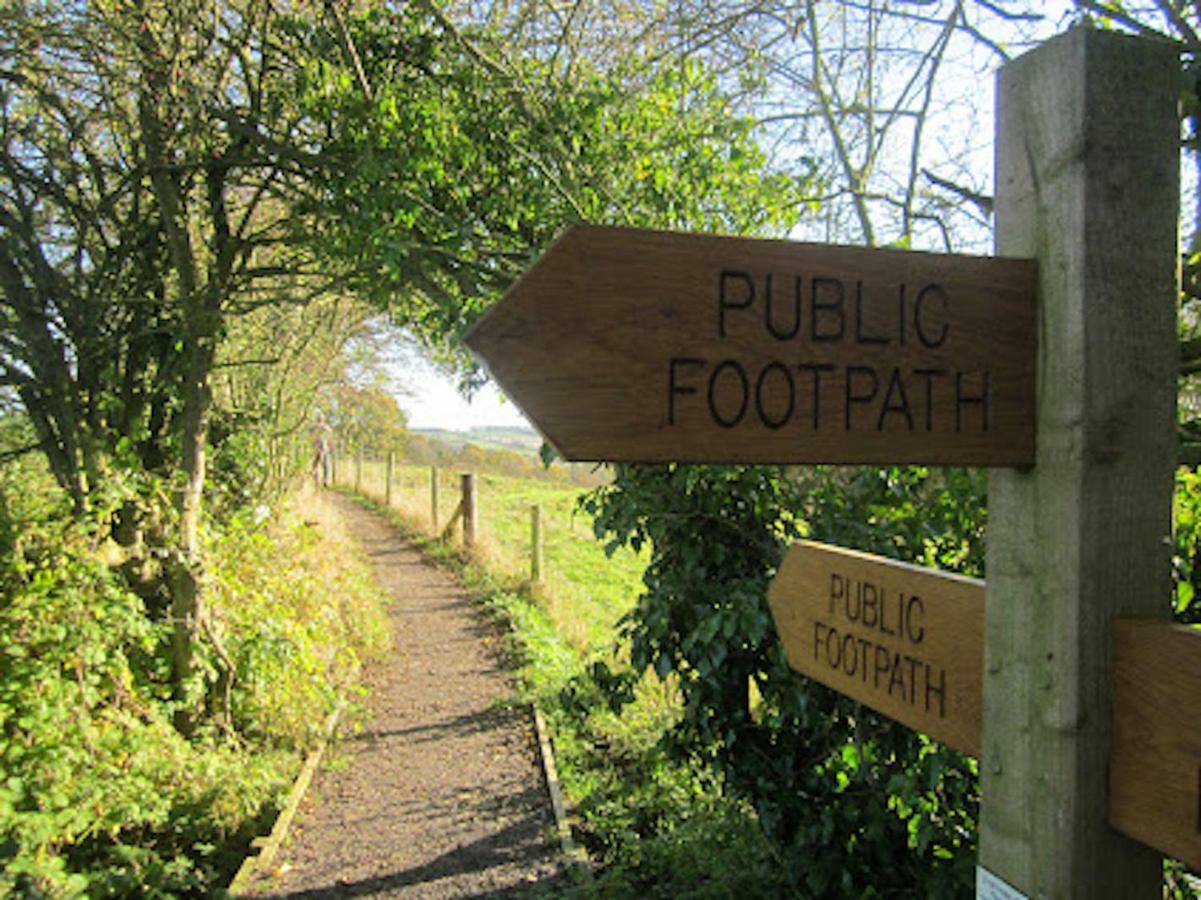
[257,819,566,899]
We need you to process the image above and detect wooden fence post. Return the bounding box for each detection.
[354,450,362,493]
[330,450,337,487]
[530,504,544,583]
[461,473,476,550]
[431,466,439,529]
[385,451,394,507]
[980,28,1178,898]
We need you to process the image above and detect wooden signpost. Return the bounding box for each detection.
[768,541,983,757]
[466,227,1037,467]
[981,28,1179,900]
[463,25,1187,900]
[768,543,1201,872]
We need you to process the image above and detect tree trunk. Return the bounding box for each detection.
[171,331,216,736]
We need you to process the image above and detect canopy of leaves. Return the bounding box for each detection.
[287,7,806,366]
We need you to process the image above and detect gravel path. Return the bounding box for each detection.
[243,494,566,898]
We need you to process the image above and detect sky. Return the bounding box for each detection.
[390,340,532,433]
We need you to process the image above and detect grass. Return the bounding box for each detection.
[347,459,646,653]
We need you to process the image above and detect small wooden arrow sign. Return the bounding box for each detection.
[1109,620,1201,870]
[767,540,984,756]
[466,224,1037,466]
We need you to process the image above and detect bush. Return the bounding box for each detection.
[0,462,388,895]
[586,464,982,898]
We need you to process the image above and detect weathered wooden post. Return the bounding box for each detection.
[461,473,477,550]
[430,465,439,529]
[385,451,394,507]
[530,504,544,583]
[980,28,1178,899]
[354,450,362,493]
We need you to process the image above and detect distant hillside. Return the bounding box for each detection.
[407,426,605,487]
[413,426,542,456]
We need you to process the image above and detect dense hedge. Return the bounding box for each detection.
[0,462,389,896]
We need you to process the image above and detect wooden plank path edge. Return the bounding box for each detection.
[230,702,582,897]
[532,707,589,870]
[228,705,343,896]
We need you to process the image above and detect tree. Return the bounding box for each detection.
[325,384,410,462]
[1,0,803,731]
[0,0,377,728]
[210,293,375,507]
[289,4,805,367]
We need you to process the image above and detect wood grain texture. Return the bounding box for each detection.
[466,225,1036,466]
[1109,621,1201,870]
[982,28,1179,899]
[768,540,983,756]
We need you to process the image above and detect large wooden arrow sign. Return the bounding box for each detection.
[466,225,1037,466]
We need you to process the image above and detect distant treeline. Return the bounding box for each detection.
[403,431,607,487]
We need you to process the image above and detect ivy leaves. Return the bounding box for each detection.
[587,463,983,896]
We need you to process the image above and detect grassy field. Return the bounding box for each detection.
[342,458,646,653]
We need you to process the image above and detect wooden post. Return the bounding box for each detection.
[354,450,362,493]
[330,450,337,486]
[385,451,394,507]
[981,28,1178,898]
[431,466,439,529]
[530,504,544,583]
[461,473,476,550]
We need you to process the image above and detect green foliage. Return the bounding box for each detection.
[798,466,987,577]
[325,385,410,462]
[1172,468,1201,624]
[0,499,276,895]
[288,8,804,367]
[0,465,389,895]
[209,507,391,749]
[586,464,982,897]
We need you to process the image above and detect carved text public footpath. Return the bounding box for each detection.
[464,224,1035,465]
[666,270,991,436]
[815,571,945,717]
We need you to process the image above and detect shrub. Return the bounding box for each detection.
[0,462,388,895]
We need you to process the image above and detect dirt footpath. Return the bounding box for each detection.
[244,493,565,898]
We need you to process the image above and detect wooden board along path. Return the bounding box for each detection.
[768,540,984,756]
[466,224,1037,466]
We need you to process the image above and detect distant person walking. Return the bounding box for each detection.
[310,412,333,488]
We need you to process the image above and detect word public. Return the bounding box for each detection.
[665,269,992,433]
